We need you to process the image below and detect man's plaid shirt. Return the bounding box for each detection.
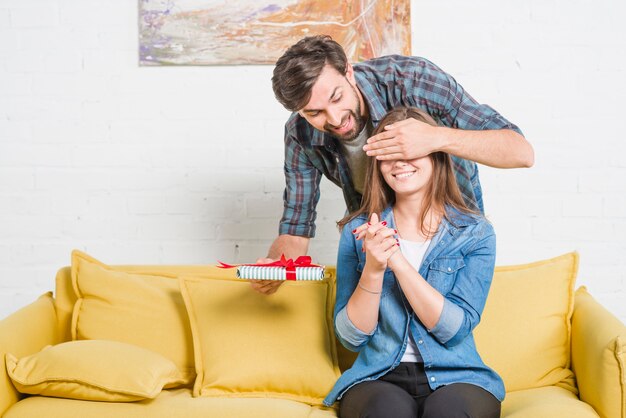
[279,55,523,238]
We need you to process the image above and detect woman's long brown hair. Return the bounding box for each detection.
[337,107,476,236]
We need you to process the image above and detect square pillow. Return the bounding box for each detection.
[71,250,195,385]
[179,276,341,405]
[5,340,185,402]
[473,252,578,393]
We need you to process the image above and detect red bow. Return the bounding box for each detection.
[217,254,320,281]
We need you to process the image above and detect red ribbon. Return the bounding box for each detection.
[217,254,320,281]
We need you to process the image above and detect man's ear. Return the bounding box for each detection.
[345,63,356,84]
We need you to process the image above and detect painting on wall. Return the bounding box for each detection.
[139,0,411,66]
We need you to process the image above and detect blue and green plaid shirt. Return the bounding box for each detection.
[279,55,523,238]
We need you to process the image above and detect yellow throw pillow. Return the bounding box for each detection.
[474,252,578,393]
[5,340,185,402]
[179,276,341,405]
[71,250,194,385]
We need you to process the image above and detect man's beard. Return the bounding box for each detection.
[324,83,366,141]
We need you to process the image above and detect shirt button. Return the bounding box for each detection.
[418,340,423,344]
[447,267,452,272]
[430,377,436,382]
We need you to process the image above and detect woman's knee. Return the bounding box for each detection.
[339,380,417,418]
[421,384,501,418]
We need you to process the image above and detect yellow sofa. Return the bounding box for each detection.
[1,252,625,418]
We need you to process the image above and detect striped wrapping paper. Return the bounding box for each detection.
[236,265,324,281]
[217,255,325,281]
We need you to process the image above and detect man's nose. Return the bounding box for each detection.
[327,110,342,127]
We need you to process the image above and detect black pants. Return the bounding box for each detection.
[339,363,501,418]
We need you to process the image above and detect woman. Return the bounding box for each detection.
[323,107,504,418]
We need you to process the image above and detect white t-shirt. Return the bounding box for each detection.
[398,237,431,363]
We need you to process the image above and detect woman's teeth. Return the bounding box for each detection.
[394,172,415,179]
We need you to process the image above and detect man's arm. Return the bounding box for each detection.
[252,119,321,295]
[364,120,534,168]
[267,234,310,260]
[251,234,310,295]
[441,126,533,168]
[364,57,534,169]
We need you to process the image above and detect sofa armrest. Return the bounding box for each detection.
[572,286,626,418]
[0,292,59,416]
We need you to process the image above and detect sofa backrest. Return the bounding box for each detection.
[55,264,247,343]
[54,252,580,394]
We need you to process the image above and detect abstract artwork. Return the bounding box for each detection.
[139,0,411,66]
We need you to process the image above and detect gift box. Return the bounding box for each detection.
[218,255,325,281]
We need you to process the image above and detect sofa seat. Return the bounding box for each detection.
[3,388,338,418]
[3,385,602,418]
[502,386,599,417]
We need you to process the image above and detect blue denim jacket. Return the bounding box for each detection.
[323,206,504,406]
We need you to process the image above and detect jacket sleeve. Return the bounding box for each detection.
[429,225,497,347]
[334,221,376,351]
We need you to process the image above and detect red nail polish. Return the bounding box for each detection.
[352,229,357,233]
[367,222,371,226]
[381,221,387,226]
[394,229,398,233]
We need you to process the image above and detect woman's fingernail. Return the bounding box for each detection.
[367,222,371,226]
[394,229,398,233]
[381,221,387,226]
[352,229,357,233]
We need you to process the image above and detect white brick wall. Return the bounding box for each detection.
[1,0,625,323]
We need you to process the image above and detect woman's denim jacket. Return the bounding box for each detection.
[323,205,504,406]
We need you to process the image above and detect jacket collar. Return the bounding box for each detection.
[378,205,478,233]
[355,205,480,273]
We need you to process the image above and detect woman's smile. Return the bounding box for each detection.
[392,170,416,180]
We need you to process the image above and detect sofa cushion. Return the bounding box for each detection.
[474,252,578,393]
[2,389,338,418]
[179,276,341,406]
[70,250,196,384]
[5,340,185,402]
[502,386,599,417]
[0,292,58,417]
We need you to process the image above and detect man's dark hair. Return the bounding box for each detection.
[272,35,348,112]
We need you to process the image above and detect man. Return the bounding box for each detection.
[252,35,533,294]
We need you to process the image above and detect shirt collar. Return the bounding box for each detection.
[310,127,329,147]
[354,67,387,125]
